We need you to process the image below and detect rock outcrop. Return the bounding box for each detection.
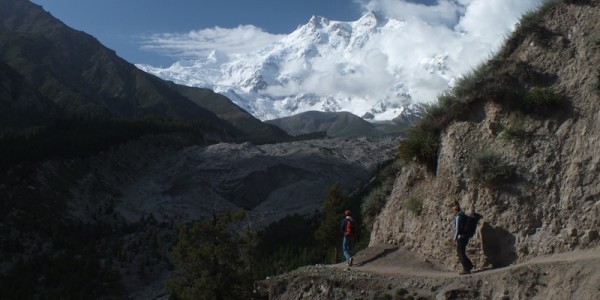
[370,0,600,271]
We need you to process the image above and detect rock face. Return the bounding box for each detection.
[370,1,600,271]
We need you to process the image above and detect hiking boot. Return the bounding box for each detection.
[459,270,471,275]
[349,257,353,267]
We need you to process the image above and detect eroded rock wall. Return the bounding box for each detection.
[371,1,600,271]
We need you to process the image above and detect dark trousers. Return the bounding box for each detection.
[456,237,473,271]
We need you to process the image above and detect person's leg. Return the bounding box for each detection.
[348,239,353,266]
[456,238,473,272]
[342,236,351,264]
[464,238,473,270]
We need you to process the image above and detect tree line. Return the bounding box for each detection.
[167,182,372,299]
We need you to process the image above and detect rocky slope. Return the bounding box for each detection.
[3,134,399,240]
[63,136,400,227]
[370,0,600,271]
[1,133,399,298]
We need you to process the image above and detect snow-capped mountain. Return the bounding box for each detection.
[136,12,465,121]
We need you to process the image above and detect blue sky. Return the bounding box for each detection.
[30,0,369,66]
[30,0,541,69]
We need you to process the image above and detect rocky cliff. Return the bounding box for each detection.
[255,2,600,299]
[371,0,600,272]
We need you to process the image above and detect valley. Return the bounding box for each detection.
[2,0,600,299]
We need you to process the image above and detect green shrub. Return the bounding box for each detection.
[521,87,565,113]
[498,111,528,141]
[495,0,561,60]
[399,97,468,168]
[361,160,402,231]
[361,180,394,229]
[398,61,500,170]
[468,151,513,186]
[497,126,527,141]
[452,62,497,99]
[419,100,449,131]
[397,127,439,165]
[515,1,560,33]
[406,197,423,216]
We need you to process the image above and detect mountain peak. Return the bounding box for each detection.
[138,9,466,122]
[138,12,421,122]
[307,15,330,28]
[357,10,385,28]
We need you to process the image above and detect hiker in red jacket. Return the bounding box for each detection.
[341,209,356,267]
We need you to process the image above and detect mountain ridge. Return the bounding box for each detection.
[137,4,539,122]
[0,0,299,144]
[266,110,403,138]
[136,11,444,121]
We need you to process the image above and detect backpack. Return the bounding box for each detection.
[344,218,356,239]
[459,212,482,238]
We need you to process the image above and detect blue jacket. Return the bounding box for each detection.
[454,211,466,241]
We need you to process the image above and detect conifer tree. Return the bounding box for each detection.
[314,183,350,263]
[166,210,253,300]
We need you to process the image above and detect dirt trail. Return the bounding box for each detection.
[332,243,600,278]
[256,244,600,299]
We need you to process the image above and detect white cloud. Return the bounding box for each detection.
[266,0,543,107]
[455,0,542,41]
[342,0,543,103]
[140,25,284,58]
[356,0,464,27]
[141,0,545,119]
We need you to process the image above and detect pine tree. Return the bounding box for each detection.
[166,210,253,300]
[314,183,350,263]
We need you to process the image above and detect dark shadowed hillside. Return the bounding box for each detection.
[267,110,392,138]
[1,0,218,123]
[172,83,290,143]
[0,1,400,299]
[0,60,60,132]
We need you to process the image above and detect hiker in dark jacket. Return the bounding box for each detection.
[341,209,356,267]
[453,203,473,275]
